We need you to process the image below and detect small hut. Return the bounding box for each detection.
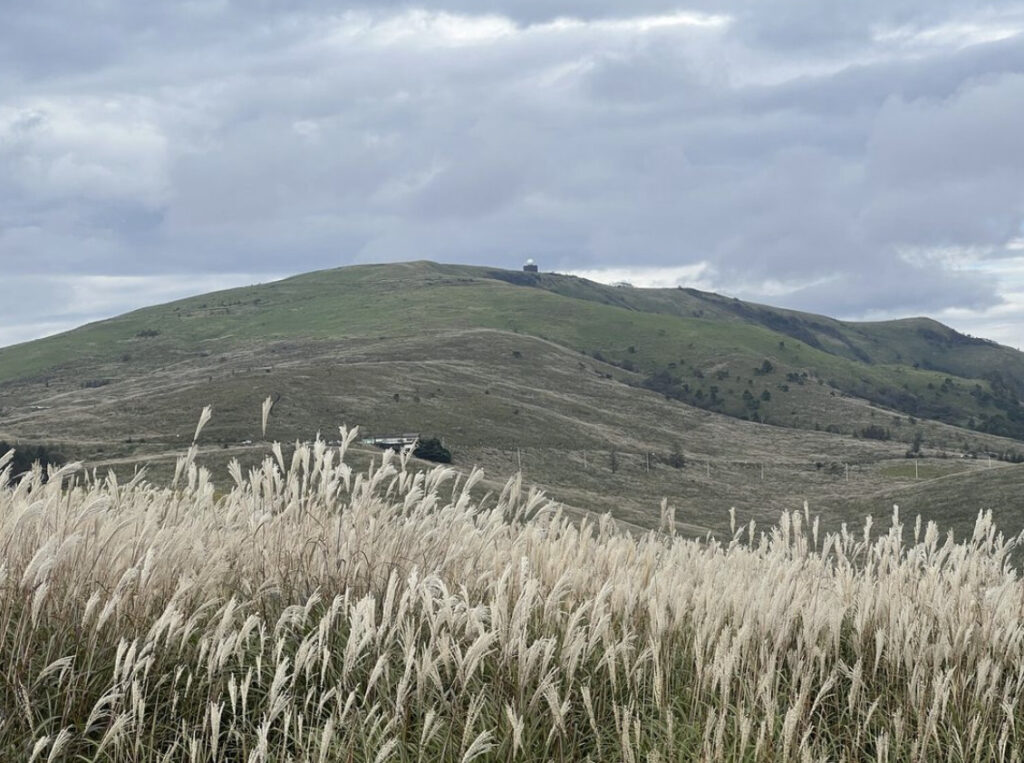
[523,258,539,273]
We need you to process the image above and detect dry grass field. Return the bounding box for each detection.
[3,411,1024,761]
[4,328,1023,541]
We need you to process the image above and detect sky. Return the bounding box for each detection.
[1,1,1023,348]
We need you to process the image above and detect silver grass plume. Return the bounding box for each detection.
[262,395,274,439]
[193,405,213,444]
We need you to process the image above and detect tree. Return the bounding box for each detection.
[413,438,452,464]
[0,442,61,484]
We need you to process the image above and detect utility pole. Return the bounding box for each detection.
[760,463,764,481]
[915,458,919,479]
[845,463,849,482]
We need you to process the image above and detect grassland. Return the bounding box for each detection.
[3,261,1023,439]
[3,426,1024,761]
[1,261,1023,538]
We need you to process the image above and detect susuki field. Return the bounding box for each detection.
[3,411,1024,761]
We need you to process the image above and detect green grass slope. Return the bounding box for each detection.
[4,260,1022,443]
[492,267,1024,438]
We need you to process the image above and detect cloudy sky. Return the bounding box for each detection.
[2,1,1023,348]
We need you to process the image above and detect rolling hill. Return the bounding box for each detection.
[1,260,1022,537]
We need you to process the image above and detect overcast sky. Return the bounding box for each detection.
[2,1,1023,348]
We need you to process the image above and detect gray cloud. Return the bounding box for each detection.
[1,1,1023,344]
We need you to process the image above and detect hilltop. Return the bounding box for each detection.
[1,260,1022,536]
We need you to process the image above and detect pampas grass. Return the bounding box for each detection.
[1,416,1023,761]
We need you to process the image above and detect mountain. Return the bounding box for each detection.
[1,260,1023,536]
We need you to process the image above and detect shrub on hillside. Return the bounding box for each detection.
[858,424,890,440]
[657,448,686,469]
[413,437,452,463]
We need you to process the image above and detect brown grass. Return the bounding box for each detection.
[1,416,1023,761]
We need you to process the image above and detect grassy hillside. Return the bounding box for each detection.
[838,458,1024,529]
[4,261,1022,440]
[1,260,1023,537]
